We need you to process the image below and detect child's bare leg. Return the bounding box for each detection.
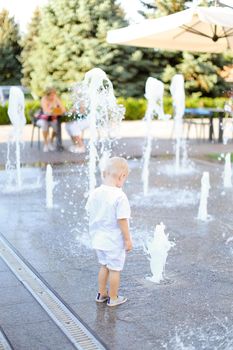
[51,130,57,143]
[42,130,49,145]
[98,265,109,296]
[72,136,79,144]
[72,135,84,147]
[109,270,120,299]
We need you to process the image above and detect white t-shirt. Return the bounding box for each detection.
[85,184,131,251]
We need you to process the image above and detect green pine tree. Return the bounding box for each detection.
[0,9,22,85]
[25,0,164,97]
[20,8,42,89]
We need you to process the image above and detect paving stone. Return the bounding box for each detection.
[3,320,76,350]
[0,301,50,326]
[0,270,20,288]
[1,140,233,349]
[0,258,9,272]
[0,284,33,307]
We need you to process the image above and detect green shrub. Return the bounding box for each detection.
[117,97,147,120]
[0,100,41,125]
[0,104,9,125]
[164,97,173,115]
[0,96,228,125]
[117,96,227,120]
[185,97,226,109]
[24,100,41,123]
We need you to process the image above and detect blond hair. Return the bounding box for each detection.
[44,87,56,96]
[104,157,129,177]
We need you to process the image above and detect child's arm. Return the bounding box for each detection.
[118,218,132,252]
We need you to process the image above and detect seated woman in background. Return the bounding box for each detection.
[36,88,66,152]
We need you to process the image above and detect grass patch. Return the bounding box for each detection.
[207,153,233,163]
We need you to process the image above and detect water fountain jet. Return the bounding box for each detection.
[144,222,175,283]
[197,172,210,221]
[6,87,26,189]
[170,74,186,173]
[223,153,232,188]
[72,68,125,193]
[142,77,169,195]
[46,164,55,208]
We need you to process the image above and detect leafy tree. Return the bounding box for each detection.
[163,52,233,97]
[140,0,233,96]
[0,9,22,85]
[140,0,185,16]
[139,0,184,94]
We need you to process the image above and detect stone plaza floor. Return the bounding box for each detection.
[0,134,233,349]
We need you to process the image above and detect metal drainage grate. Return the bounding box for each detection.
[0,235,106,350]
[0,329,12,350]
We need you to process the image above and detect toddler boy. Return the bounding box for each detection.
[85,157,132,307]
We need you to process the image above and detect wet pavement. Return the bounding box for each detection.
[0,138,233,349]
[0,258,76,350]
[0,138,233,167]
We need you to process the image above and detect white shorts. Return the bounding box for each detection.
[65,119,89,137]
[96,249,126,271]
[36,119,58,132]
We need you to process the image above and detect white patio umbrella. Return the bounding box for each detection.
[107,5,233,53]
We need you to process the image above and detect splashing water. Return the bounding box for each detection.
[144,222,175,283]
[223,102,233,145]
[170,74,186,173]
[157,160,197,177]
[181,139,189,169]
[6,87,26,189]
[46,164,55,208]
[99,150,111,179]
[163,320,233,350]
[223,153,232,188]
[131,188,199,208]
[197,172,210,221]
[141,108,152,196]
[142,77,170,195]
[71,68,125,193]
[84,68,124,192]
